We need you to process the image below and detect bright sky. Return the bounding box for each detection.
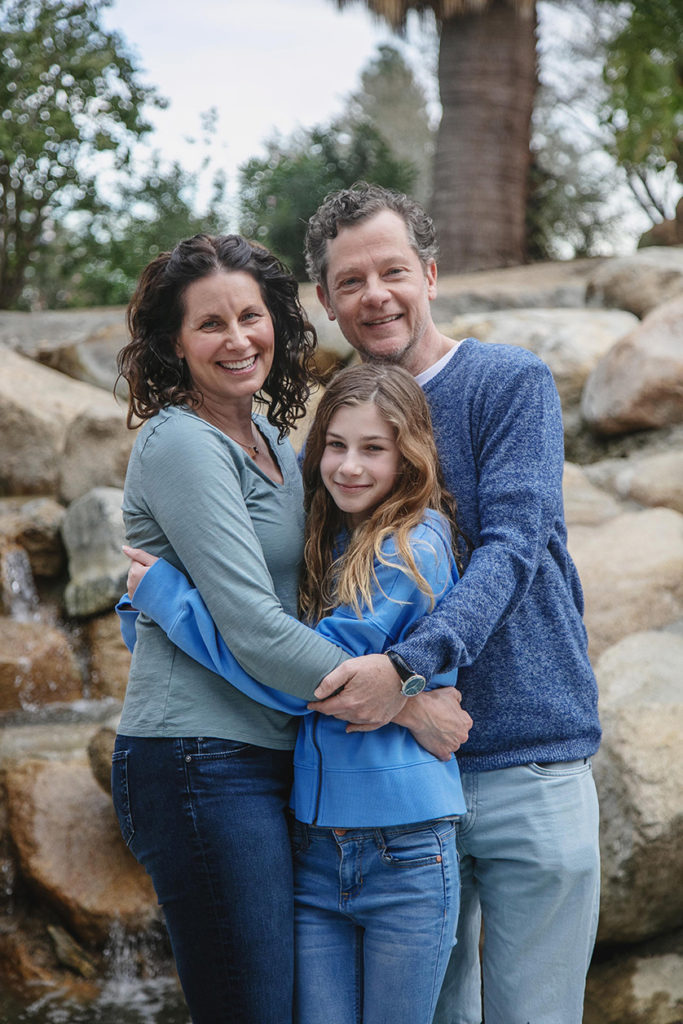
[101,0,425,219]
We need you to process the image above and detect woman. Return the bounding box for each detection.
[112,234,348,1024]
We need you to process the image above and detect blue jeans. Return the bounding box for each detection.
[433,760,600,1024]
[111,735,295,1024]
[291,818,460,1024]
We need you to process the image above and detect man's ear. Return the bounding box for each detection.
[425,260,438,301]
[316,284,336,322]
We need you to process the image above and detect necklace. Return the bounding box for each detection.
[228,428,260,458]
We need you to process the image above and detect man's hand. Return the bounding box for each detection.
[310,653,406,727]
[388,688,473,762]
[122,545,158,600]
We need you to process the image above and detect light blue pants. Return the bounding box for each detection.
[291,817,460,1024]
[433,760,600,1024]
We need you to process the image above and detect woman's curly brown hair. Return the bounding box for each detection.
[116,234,320,438]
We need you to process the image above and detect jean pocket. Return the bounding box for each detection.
[379,820,455,868]
[111,749,135,847]
[187,737,253,761]
[529,758,591,777]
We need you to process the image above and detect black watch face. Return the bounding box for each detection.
[402,674,426,697]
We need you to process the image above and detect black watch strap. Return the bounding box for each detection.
[386,651,426,696]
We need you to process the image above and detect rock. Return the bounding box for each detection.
[568,508,683,658]
[0,348,134,502]
[0,307,128,392]
[593,630,683,944]
[0,719,121,768]
[586,246,683,317]
[86,613,130,701]
[582,294,683,436]
[443,308,637,406]
[562,462,625,526]
[4,758,159,946]
[0,619,83,713]
[60,404,135,506]
[430,258,600,317]
[87,726,116,795]
[47,923,100,979]
[0,497,66,578]
[639,196,683,249]
[61,488,128,618]
[585,449,683,515]
[585,930,683,1024]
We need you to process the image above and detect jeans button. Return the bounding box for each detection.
[185,755,192,763]
[333,828,347,836]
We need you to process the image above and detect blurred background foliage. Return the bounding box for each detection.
[0,0,681,308]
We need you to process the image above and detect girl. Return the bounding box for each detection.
[120,363,467,1024]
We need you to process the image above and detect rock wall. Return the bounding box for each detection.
[1,248,682,1020]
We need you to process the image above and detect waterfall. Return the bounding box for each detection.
[1,545,40,622]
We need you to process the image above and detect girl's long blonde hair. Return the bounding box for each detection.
[300,363,462,623]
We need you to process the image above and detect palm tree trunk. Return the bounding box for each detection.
[431,0,537,273]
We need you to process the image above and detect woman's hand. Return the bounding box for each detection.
[122,545,159,600]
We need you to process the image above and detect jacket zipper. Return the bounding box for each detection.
[312,715,323,824]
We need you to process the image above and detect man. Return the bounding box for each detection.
[304,183,601,1024]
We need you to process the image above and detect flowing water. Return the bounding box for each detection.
[2,545,41,622]
[0,920,191,1023]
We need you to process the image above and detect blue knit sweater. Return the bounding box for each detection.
[392,337,601,772]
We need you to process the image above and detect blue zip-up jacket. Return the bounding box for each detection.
[118,509,466,827]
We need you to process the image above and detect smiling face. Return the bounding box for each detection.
[174,270,275,423]
[319,401,401,527]
[316,209,439,375]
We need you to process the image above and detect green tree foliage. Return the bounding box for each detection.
[238,119,417,280]
[23,157,228,308]
[343,44,436,208]
[0,0,163,307]
[600,0,683,218]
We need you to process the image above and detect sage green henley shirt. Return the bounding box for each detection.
[118,405,346,749]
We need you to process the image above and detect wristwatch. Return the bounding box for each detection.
[386,651,426,697]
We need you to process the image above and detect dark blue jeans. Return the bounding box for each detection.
[111,735,295,1024]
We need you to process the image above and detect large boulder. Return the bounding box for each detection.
[593,631,683,944]
[582,295,683,436]
[585,929,683,1024]
[0,348,134,502]
[568,508,683,658]
[430,258,599,317]
[584,449,683,516]
[4,758,159,947]
[562,462,625,526]
[0,618,83,713]
[61,488,128,618]
[586,247,683,317]
[443,308,637,406]
[0,307,128,392]
[86,612,131,701]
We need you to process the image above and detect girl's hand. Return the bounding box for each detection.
[122,545,159,600]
